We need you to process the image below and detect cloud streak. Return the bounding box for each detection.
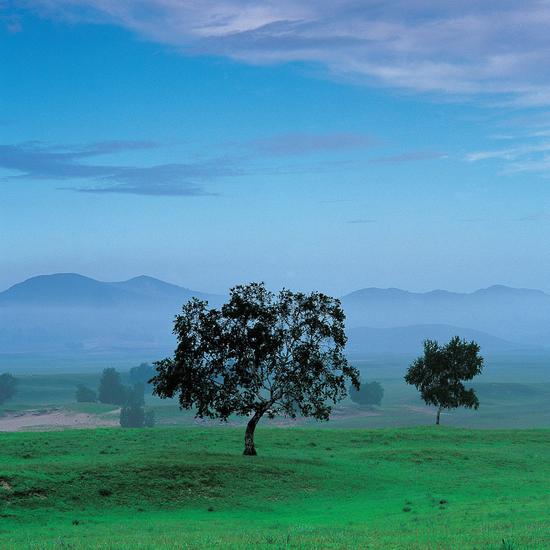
[247,132,375,156]
[0,132,381,195]
[466,140,550,176]
[19,1,550,104]
[372,151,446,164]
[0,141,238,196]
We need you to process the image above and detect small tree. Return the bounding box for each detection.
[126,382,145,407]
[98,368,126,406]
[405,336,484,425]
[119,382,152,428]
[152,282,359,455]
[0,373,17,405]
[120,404,145,427]
[75,384,97,403]
[349,381,384,407]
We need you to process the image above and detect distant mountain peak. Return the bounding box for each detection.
[123,275,173,284]
[0,272,220,307]
[125,275,157,282]
[21,272,95,283]
[474,284,547,297]
[118,275,182,288]
[343,284,548,299]
[345,287,412,298]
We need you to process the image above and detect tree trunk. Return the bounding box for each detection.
[436,406,442,425]
[243,412,262,456]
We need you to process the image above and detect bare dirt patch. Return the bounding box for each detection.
[403,405,437,416]
[0,480,12,491]
[0,409,118,432]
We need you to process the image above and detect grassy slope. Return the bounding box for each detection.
[0,427,548,549]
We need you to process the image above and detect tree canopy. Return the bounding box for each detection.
[404,336,484,424]
[349,381,384,407]
[151,282,359,455]
[119,382,153,428]
[98,368,127,406]
[75,384,97,403]
[129,363,155,386]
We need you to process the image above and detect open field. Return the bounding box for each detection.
[2,352,550,430]
[0,426,548,549]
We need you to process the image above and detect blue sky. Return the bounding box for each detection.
[2,1,550,295]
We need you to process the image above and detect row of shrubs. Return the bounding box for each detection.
[76,363,156,428]
[75,365,385,428]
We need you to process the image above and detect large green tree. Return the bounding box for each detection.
[405,336,484,425]
[152,282,359,455]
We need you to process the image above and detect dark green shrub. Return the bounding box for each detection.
[75,385,96,403]
[120,405,145,428]
[98,368,126,405]
[349,381,384,407]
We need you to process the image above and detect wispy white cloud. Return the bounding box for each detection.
[17,1,550,104]
[466,139,550,176]
[466,142,550,163]
[463,137,550,177]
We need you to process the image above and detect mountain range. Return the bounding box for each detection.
[341,285,550,345]
[0,273,547,359]
[0,273,220,308]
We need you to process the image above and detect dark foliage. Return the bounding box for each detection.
[126,382,145,407]
[119,405,155,428]
[119,382,153,428]
[404,336,484,424]
[98,368,127,406]
[151,282,359,455]
[0,373,17,405]
[120,404,145,428]
[129,363,155,386]
[349,381,384,407]
[75,384,97,403]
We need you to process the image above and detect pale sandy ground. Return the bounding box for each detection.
[0,409,118,432]
[404,405,440,416]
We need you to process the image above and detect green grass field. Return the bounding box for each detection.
[0,426,548,549]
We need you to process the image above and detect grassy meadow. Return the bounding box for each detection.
[0,426,548,549]
[0,354,548,548]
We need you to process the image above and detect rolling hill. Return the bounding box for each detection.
[346,324,527,356]
[0,273,218,308]
[341,285,550,344]
[0,274,223,357]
